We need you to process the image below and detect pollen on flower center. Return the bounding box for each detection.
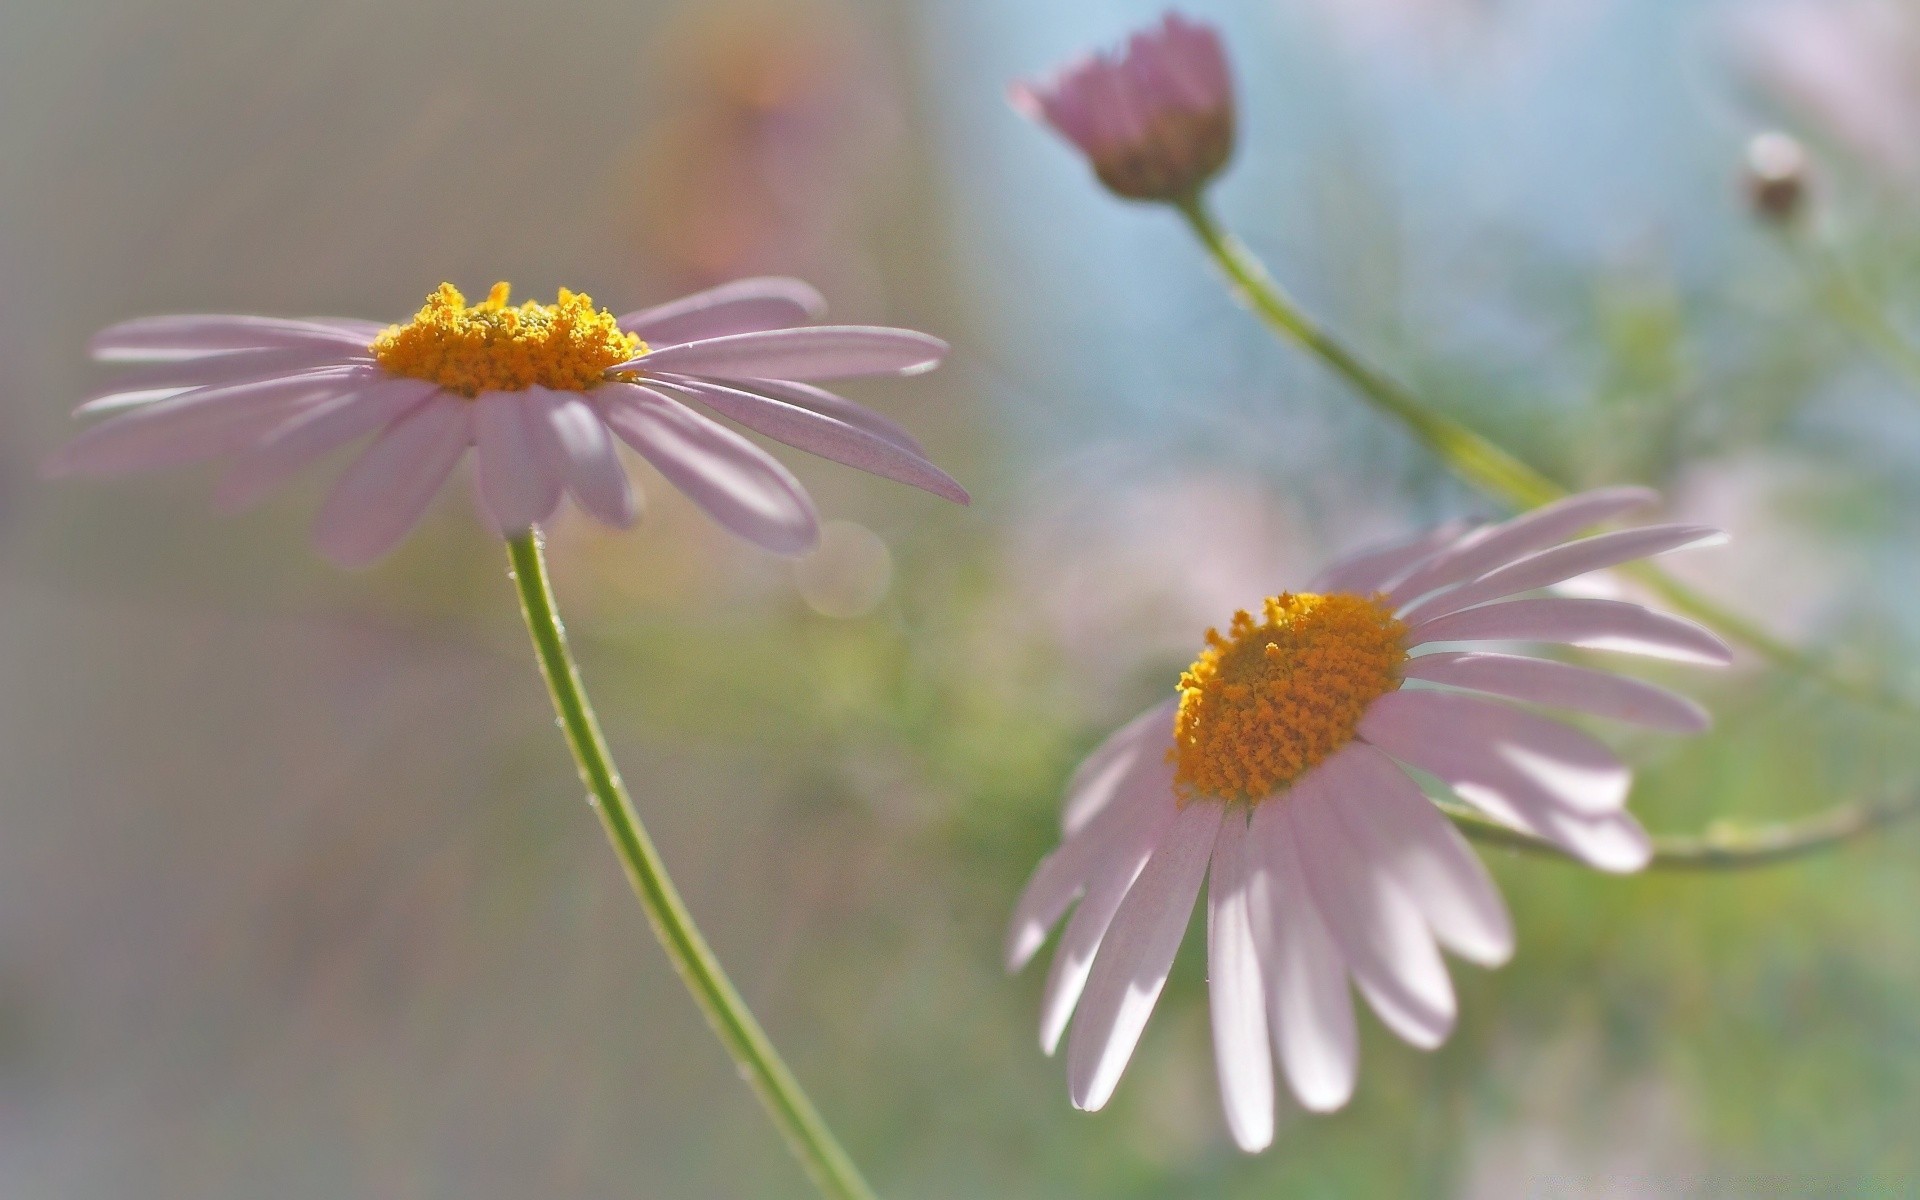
[370,282,644,397]
[1172,592,1407,803]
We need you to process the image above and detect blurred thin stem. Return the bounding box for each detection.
[1173,193,1912,715]
[1785,224,1920,396]
[1437,794,1920,870]
[506,534,876,1200]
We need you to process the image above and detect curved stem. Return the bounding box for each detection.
[506,534,876,1200]
[1173,194,1914,716]
[1437,794,1920,870]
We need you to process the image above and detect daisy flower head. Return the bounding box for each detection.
[51,278,968,567]
[1006,488,1729,1152]
[1011,12,1235,204]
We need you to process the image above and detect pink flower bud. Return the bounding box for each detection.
[1011,13,1236,204]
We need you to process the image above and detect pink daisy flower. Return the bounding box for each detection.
[50,278,968,567]
[1011,13,1235,203]
[1006,487,1729,1151]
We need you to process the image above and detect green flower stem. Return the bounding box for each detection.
[1174,194,1911,714]
[506,534,876,1200]
[1171,195,1920,865]
[1785,225,1920,398]
[1437,794,1920,870]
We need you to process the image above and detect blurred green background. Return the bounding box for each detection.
[2,0,1919,1194]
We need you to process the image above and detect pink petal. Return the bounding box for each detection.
[597,384,819,555]
[658,377,968,504]
[1401,652,1710,733]
[1387,487,1658,606]
[1036,769,1180,1055]
[76,349,369,416]
[1062,700,1176,838]
[1360,689,1629,816]
[47,368,367,477]
[1286,768,1456,1050]
[311,397,471,568]
[1398,523,1726,625]
[617,277,826,344]
[473,391,565,534]
[1360,691,1652,872]
[714,376,926,456]
[91,314,376,362]
[1325,744,1514,967]
[214,380,435,512]
[528,389,635,528]
[1006,750,1174,973]
[1410,596,1733,665]
[1206,811,1275,1152]
[1310,519,1475,595]
[629,326,947,381]
[1248,800,1357,1112]
[1065,798,1222,1111]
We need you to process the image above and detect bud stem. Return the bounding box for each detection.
[1172,194,1914,715]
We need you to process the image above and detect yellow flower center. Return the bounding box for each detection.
[1172,592,1407,803]
[370,282,645,397]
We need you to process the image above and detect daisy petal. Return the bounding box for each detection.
[528,389,635,528]
[1360,689,1628,816]
[659,377,968,503]
[1310,519,1475,595]
[1410,596,1734,665]
[1360,691,1653,871]
[1007,750,1173,972]
[214,381,435,512]
[1326,744,1514,967]
[1398,523,1726,626]
[631,326,948,381]
[725,377,927,456]
[1062,700,1177,838]
[312,397,471,568]
[1387,487,1657,606]
[1037,769,1181,1053]
[598,384,819,555]
[91,314,376,362]
[1287,766,1456,1050]
[46,369,367,477]
[1401,652,1710,733]
[76,349,369,416]
[474,391,564,534]
[618,277,826,343]
[1206,811,1275,1152]
[1066,798,1223,1110]
[1248,801,1357,1112]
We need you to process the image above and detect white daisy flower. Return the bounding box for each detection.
[1006,487,1729,1151]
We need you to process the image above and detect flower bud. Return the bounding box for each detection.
[1744,130,1812,224]
[1010,13,1235,204]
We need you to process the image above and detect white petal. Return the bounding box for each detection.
[1248,798,1358,1111]
[1006,753,1175,973]
[1309,519,1475,595]
[1387,487,1657,606]
[213,381,434,512]
[617,277,826,343]
[1324,744,1514,967]
[1206,810,1275,1152]
[1400,652,1710,733]
[1359,689,1629,815]
[1065,799,1223,1111]
[1398,523,1726,626]
[1409,596,1733,666]
[1286,771,1456,1050]
[1062,700,1177,838]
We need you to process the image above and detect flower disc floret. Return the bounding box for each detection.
[371,282,643,397]
[1173,592,1407,802]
